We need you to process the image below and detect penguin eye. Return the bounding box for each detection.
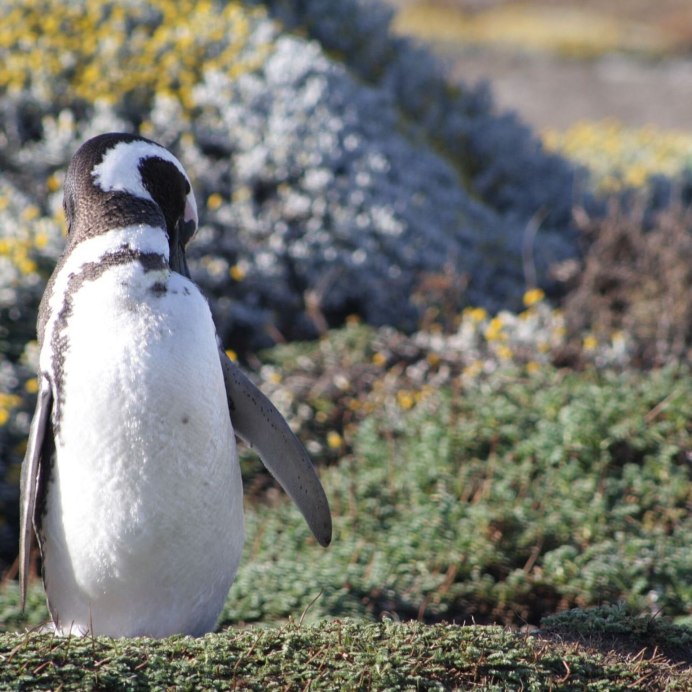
[138,157,195,235]
[179,186,198,247]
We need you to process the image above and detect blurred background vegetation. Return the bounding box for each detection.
[0,0,690,653]
[389,0,692,177]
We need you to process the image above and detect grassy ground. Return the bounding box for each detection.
[1,607,690,689]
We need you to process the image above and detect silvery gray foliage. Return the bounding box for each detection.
[187,33,507,347]
[259,0,587,225]
[180,14,587,349]
[176,0,589,351]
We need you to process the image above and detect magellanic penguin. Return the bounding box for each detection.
[19,133,332,638]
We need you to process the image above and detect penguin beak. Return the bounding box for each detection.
[169,231,191,279]
[170,195,197,279]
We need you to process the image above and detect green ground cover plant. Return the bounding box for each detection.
[222,339,692,629]
[1,610,690,689]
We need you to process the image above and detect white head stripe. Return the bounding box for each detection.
[91,140,190,202]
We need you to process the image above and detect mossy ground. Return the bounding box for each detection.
[1,606,690,690]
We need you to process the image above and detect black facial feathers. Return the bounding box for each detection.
[62,133,194,249]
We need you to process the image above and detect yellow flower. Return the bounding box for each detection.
[484,316,506,342]
[543,121,692,192]
[229,264,246,282]
[0,393,21,426]
[0,393,21,408]
[17,257,38,275]
[24,377,39,394]
[625,164,648,189]
[46,174,61,192]
[139,120,155,137]
[583,335,598,351]
[326,431,343,449]
[371,352,387,367]
[464,306,487,323]
[34,231,49,249]
[225,349,237,362]
[207,193,223,211]
[522,288,545,308]
[397,390,415,410]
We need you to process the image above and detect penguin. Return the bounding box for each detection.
[18,132,331,638]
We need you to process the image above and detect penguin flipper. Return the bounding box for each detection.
[19,376,53,609]
[219,351,332,547]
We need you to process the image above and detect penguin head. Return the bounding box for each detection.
[63,132,198,277]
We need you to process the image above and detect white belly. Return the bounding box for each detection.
[41,264,243,637]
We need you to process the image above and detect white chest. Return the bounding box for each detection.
[41,257,244,636]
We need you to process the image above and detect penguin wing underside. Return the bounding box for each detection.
[219,351,332,547]
[19,376,53,608]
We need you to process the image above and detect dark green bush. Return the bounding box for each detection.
[219,355,691,628]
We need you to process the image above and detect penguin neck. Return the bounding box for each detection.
[66,225,170,267]
[68,191,166,241]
